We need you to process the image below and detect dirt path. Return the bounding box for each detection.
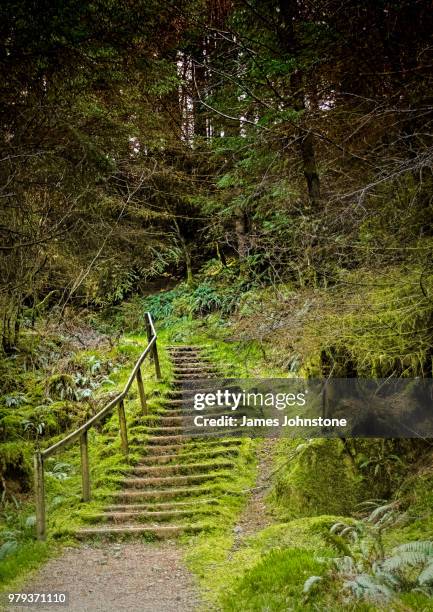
[232,439,276,547]
[10,542,199,612]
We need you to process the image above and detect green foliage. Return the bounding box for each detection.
[105,263,258,332]
[46,374,78,402]
[4,393,28,409]
[0,541,51,587]
[306,503,433,605]
[299,268,433,378]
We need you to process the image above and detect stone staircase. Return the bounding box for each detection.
[76,346,242,539]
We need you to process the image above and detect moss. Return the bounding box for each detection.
[221,547,329,612]
[297,267,433,378]
[384,461,433,546]
[270,439,361,519]
[0,441,33,493]
[187,516,346,611]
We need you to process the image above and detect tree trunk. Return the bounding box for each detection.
[300,131,320,208]
[235,208,249,259]
[184,244,193,286]
[278,0,321,208]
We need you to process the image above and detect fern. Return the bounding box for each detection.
[383,551,429,571]
[306,501,433,603]
[303,575,322,594]
[418,562,433,585]
[393,541,433,555]
[344,574,393,600]
[0,540,17,560]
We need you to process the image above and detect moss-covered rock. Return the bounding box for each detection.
[271,439,361,519]
[0,441,33,494]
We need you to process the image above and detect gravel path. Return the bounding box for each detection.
[9,542,199,612]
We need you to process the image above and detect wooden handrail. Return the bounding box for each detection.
[33,311,161,540]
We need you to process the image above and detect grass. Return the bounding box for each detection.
[221,547,328,611]
[0,541,53,589]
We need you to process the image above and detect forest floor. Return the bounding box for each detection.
[7,541,199,612]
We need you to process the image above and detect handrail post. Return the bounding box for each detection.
[80,430,91,502]
[145,313,161,380]
[136,367,147,414]
[153,343,161,380]
[34,452,46,541]
[118,399,129,455]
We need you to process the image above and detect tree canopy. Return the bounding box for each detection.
[1,0,432,359]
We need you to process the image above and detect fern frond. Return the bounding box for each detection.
[340,526,355,538]
[327,533,352,557]
[383,551,428,570]
[334,555,355,574]
[393,541,433,556]
[418,561,433,585]
[368,502,397,524]
[303,575,322,594]
[330,522,347,535]
[344,574,393,600]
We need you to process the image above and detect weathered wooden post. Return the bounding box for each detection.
[80,430,91,502]
[145,312,161,380]
[144,315,152,362]
[34,452,46,541]
[152,342,162,380]
[136,367,147,414]
[118,398,129,455]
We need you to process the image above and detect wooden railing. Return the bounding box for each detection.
[33,312,161,541]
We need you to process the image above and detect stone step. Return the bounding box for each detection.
[105,499,218,512]
[167,387,217,398]
[76,524,203,539]
[147,431,240,444]
[132,460,234,476]
[141,437,242,454]
[148,426,187,435]
[147,425,235,437]
[168,352,203,358]
[111,486,214,502]
[85,508,209,523]
[123,471,229,488]
[171,364,214,370]
[173,366,216,372]
[159,406,239,416]
[139,447,241,464]
[171,359,212,365]
[173,372,216,378]
[151,412,243,425]
[162,397,194,405]
[156,408,196,416]
[173,373,217,380]
[141,443,187,455]
[167,345,205,351]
